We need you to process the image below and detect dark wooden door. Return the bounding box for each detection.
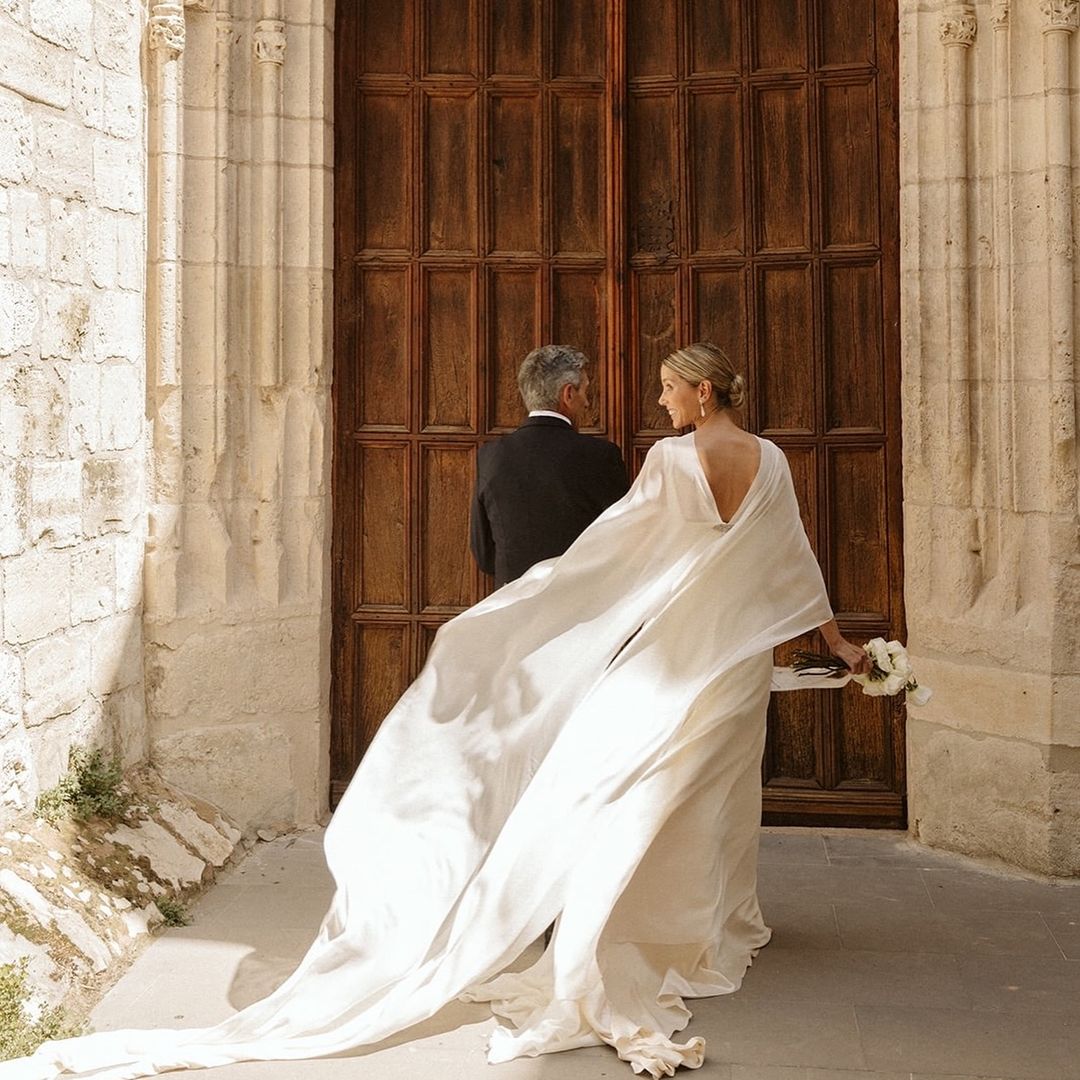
[333,1,904,826]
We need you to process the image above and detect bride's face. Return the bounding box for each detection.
[658,365,700,429]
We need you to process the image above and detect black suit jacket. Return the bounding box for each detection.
[470,416,629,587]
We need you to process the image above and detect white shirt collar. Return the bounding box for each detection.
[528,410,572,425]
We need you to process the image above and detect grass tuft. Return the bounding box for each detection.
[154,896,190,927]
[0,959,80,1061]
[34,747,130,825]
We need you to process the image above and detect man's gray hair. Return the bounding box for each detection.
[517,345,587,412]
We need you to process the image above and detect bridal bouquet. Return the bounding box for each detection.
[792,638,932,706]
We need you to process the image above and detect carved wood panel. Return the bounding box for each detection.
[334,0,904,826]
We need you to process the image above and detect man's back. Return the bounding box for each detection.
[471,417,628,587]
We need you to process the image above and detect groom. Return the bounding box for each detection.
[470,345,628,588]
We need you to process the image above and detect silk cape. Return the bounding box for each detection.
[5,432,835,1080]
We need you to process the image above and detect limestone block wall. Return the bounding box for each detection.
[0,0,148,824]
[901,0,1080,875]
[141,1,333,829]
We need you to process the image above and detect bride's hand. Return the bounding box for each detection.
[829,637,871,675]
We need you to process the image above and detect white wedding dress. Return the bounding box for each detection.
[4,433,834,1080]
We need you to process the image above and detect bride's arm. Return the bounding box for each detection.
[818,618,871,674]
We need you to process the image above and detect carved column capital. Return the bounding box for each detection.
[216,10,233,43]
[254,18,286,64]
[991,2,1009,30]
[1041,0,1080,32]
[940,4,977,47]
[149,2,186,56]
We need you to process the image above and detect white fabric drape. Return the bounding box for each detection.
[4,433,834,1080]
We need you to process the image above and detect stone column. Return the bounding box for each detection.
[902,0,1080,876]
[146,3,186,621]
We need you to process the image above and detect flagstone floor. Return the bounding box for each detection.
[90,827,1080,1080]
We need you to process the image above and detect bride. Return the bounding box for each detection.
[4,343,869,1080]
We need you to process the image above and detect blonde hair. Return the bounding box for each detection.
[663,342,745,410]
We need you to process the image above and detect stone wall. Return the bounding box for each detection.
[0,0,148,823]
[901,0,1080,875]
[141,1,333,829]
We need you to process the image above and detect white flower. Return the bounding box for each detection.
[853,673,889,696]
[884,640,913,678]
[865,638,894,675]
[882,672,907,695]
[906,682,933,706]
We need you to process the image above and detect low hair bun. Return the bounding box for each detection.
[662,342,747,413]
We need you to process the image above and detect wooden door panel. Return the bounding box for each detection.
[423,0,478,77]
[757,263,816,436]
[358,91,411,253]
[334,0,904,825]
[423,92,479,255]
[354,443,410,611]
[552,0,604,77]
[827,445,891,621]
[689,89,744,256]
[628,2,678,77]
[819,77,880,249]
[820,0,876,67]
[752,84,813,253]
[689,0,741,75]
[421,267,477,432]
[352,267,411,431]
[630,270,678,433]
[836,690,897,786]
[628,93,679,260]
[692,269,748,371]
[490,0,540,76]
[823,261,885,432]
[551,92,605,256]
[753,0,810,73]
[489,91,542,256]
[419,444,475,612]
[488,268,541,432]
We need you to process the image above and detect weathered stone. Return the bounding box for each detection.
[0,278,38,356]
[70,540,115,623]
[92,135,141,213]
[0,649,21,739]
[71,56,104,130]
[152,723,296,827]
[48,198,87,285]
[93,288,142,362]
[155,800,234,868]
[0,458,26,556]
[0,91,34,184]
[0,26,71,109]
[102,74,139,140]
[99,361,142,449]
[0,726,34,812]
[0,868,112,971]
[104,683,145,765]
[89,611,139,696]
[92,0,139,74]
[40,285,91,360]
[82,455,141,535]
[1,546,70,645]
[27,458,81,544]
[103,819,205,891]
[22,630,91,724]
[9,188,47,272]
[32,111,92,199]
[28,0,93,55]
[67,361,100,451]
[112,530,143,612]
